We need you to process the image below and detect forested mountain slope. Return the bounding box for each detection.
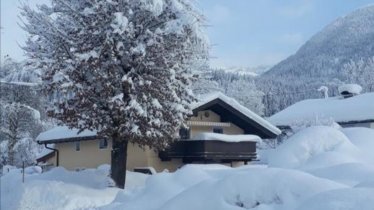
[258,5,374,115]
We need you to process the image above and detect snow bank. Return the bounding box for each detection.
[105,165,213,210]
[267,126,360,169]
[102,166,344,210]
[308,162,374,186]
[296,188,374,210]
[0,165,148,210]
[4,126,374,210]
[342,127,374,163]
[192,132,261,142]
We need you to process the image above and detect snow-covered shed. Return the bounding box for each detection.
[269,92,374,129]
[36,93,280,171]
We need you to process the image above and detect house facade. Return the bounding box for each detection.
[37,93,281,172]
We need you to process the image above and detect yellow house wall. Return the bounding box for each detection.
[49,140,182,172]
[41,109,246,172]
[189,110,244,138]
[190,110,221,122]
[55,139,112,170]
[43,153,57,167]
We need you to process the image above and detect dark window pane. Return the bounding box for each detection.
[75,141,80,151]
[213,127,223,134]
[179,127,190,139]
[99,139,108,149]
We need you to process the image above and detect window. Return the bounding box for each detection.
[99,139,108,149]
[179,127,190,139]
[75,141,80,151]
[213,127,223,134]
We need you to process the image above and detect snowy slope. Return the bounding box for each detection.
[258,5,374,115]
[218,65,271,77]
[264,5,374,79]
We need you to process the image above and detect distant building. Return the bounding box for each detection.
[36,93,280,172]
[269,86,374,130]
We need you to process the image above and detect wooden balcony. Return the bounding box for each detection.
[159,140,257,163]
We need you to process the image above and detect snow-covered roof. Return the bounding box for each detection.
[193,92,281,136]
[269,92,374,126]
[192,132,261,142]
[36,126,97,142]
[338,84,362,95]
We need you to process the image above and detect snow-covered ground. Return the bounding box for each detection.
[2,126,374,210]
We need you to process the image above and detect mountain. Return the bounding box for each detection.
[264,5,374,79]
[258,5,374,115]
[214,65,271,77]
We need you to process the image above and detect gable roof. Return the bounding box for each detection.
[193,92,281,138]
[269,92,374,127]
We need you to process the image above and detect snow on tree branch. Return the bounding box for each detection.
[22,0,208,149]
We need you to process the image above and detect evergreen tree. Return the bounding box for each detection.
[21,0,207,188]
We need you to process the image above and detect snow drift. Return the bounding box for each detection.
[0,165,147,210]
[267,126,360,170]
[102,165,345,210]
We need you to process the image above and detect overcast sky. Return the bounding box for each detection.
[1,0,374,68]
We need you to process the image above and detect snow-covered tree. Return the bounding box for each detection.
[342,57,374,91]
[22,0,207,188]
[226,79,265,116]
[0,101,41,166]
[194,68,265,115]
[0,56,21,79]
[0,59,46,168]
[192,66,223,96]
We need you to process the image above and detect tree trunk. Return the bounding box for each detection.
[7,137,16,166]
[111,135,128,189]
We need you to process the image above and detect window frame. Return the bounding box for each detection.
[75,141,80,151]
[99,139,108,149]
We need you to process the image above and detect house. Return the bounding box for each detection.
[269,85,374,130]
[36,92,281,172]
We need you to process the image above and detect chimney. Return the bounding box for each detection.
[338,84,362,98]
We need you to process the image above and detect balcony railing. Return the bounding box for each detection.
[159,140,257,163]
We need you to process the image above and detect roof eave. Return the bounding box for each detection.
[37,135,98,144]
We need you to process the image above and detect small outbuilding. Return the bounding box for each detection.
[269,88,374,130]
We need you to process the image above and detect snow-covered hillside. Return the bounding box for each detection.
[265,5,374,78]
[258,5,374,115]
[218,65,272,77]
[2,126,374,210]
[266,6,374,77]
